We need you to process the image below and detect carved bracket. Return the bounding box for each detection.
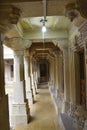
[65,0,87,21]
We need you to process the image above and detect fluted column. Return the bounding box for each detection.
[11,50,29,126]
[0,38,10,130]
[24,49,34,104]
[63,48,70,112]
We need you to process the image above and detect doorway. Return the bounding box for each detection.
[39,63,47,83]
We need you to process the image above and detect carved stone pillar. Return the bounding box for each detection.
[52,58,55,88]
[54,58,56,88]
[37,62,40,86]
[24,49,34,104]
[30,56,36,96]
[63,48,70,113]
[84,45,87,109]
[69,50,77,116]
[3,38,32,127]
[11,50,29,126]
[47,57,53,88]
[58,54,64,93]
[0,38,10,130]
[55,55,59,98]
[33,60,38,92]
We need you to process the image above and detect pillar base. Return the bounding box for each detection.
[26,90,34,105]
[0,95,10,130]
[11,102,30,127]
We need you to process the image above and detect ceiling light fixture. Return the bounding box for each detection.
[40,0,47,33]
[42,23,46,33]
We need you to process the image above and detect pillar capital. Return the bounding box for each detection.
[4,37,32,51]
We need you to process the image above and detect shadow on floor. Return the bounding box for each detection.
[33,100,38,104]
[29,116,36,123]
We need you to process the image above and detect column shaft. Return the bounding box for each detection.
[24,52,34,104]
[63,48,70,112]
[0,40,10,130]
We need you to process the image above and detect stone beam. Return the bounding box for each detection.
[24,29,68,40]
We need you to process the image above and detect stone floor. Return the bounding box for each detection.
[14,84,61,130]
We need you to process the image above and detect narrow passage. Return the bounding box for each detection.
[15,84,61,130]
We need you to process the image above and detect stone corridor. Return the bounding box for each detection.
[14,84,61,130]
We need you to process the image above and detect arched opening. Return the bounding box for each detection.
[38,59,49,83]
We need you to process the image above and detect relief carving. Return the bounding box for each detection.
[65,0,87,21]
[0,4,21,32]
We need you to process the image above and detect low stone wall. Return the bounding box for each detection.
[49,84,87,130]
